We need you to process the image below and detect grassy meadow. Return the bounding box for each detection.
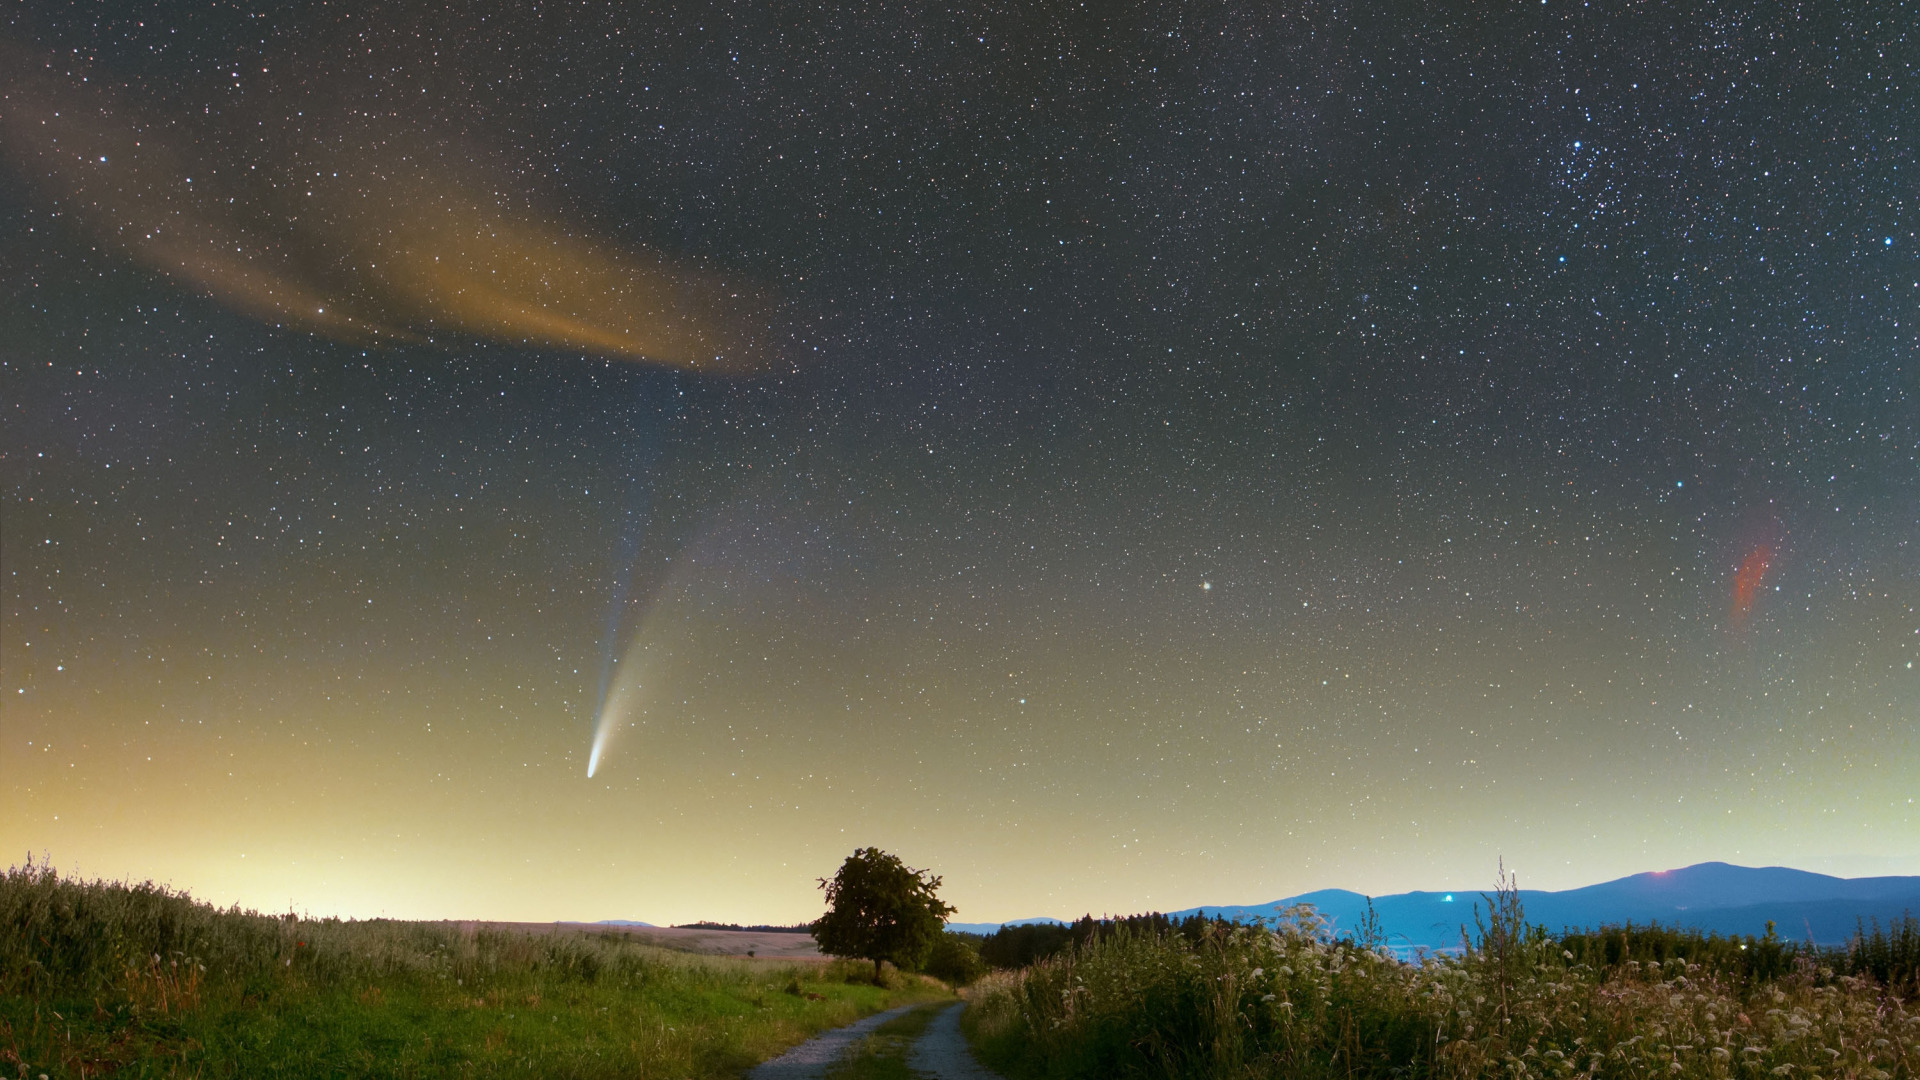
[964,881,1920,1080]
[0,861,949,1079]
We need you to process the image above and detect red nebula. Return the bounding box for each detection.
[1731,544,1773,624]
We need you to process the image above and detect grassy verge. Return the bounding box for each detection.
[825,1003,947,1080]
[0,862,948,1078]
[964,887,1920,1080]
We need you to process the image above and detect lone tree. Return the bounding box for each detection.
[811,847,955,979]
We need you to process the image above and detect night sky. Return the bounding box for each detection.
[3,2,1916,926]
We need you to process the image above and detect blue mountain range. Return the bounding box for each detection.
[949,863,1920,947]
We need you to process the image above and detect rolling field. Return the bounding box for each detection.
[0,863,947,1079]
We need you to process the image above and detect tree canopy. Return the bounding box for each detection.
[811,848,955,978]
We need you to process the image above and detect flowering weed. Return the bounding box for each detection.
[965,881,1919,1080]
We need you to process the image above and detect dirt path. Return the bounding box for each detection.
[746,1001,1002,1079]
[747,1004,919,1079]
[906,1004,1003,1080]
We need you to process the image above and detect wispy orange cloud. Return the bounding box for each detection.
[0,43,781,373]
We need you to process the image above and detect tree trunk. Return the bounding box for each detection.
[874,957,883,983]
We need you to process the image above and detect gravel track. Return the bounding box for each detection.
[906,1004,1003,1080]
[746,1001,1002,1079]
[746,1004,919,1079]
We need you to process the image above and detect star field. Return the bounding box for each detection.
[2,1,1916,923]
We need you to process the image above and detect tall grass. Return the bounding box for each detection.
[965,880,1920,1080]
[0,859,944,1078]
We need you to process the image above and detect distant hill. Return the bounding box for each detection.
[949,917,1064,936]
[957,863,1920,948]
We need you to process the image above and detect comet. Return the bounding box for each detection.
[585,551,696,780]
[583,500,806,779]
[586,614,681,779]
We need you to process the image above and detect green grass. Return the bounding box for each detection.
[0,861,949,1078]
[824,1002,947,1080]
[963,883,1920,1080]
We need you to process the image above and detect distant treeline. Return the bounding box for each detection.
[1557,914,1919,988]
[673,921,816,933]
[976,912,1233,969]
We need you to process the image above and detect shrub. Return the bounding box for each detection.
[923,932,989,986]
